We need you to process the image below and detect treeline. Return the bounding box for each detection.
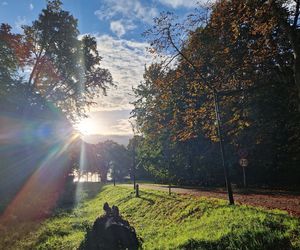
[131,0,300,187]
[69,139,132,183]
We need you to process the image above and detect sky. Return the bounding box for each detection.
[0,0,203,143]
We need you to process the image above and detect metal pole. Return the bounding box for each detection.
[164,138,171,195]
[213,90,235,205]
[168,163,171,195]
[132,141,136,190]
[242,166,246,188]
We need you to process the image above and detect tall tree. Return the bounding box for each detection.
[21,0,113,120]
[133,0,300,187]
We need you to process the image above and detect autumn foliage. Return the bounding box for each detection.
[132,0,300,186]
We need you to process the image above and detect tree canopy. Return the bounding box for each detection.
[132,0,300,187]
[1,0,113,121]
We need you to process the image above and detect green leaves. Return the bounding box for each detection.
[132,0,300,186]
[1,0,113,120]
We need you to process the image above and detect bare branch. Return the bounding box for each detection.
[166,27,214,93]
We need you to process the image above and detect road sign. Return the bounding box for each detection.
[239,158,248,167]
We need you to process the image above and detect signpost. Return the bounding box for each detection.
[239,158,248,187]
[239,158,248,167]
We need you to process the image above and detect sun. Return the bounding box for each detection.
[75,119,97,135]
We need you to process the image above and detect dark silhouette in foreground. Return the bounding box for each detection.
[80,202,140,250]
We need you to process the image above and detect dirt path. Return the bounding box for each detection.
[123,184,300,217]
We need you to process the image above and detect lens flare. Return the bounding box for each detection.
[75,119,97,135]
[0,109,79,226]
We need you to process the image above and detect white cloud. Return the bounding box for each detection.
[15,16,29,32]
[2,1,8,6]
[95,0,158,25]
[110,20,126,37]
[158,0,213,8]
[111,118,132,134]
[110,19,137,37]
[82,34,152,112]
[29,3,34,10]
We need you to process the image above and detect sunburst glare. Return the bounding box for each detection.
[75,119,97,135]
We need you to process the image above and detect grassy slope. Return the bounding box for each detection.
[2,184,300,250]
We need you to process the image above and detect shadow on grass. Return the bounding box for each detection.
[140,189,182,201]
[138,195,155,205]
[152,184,228,194]
[180,230,293,250]
[78,182,105,199]
[55,182,104,212]
[112,188,181,206]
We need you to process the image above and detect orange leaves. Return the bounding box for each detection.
[134,0,294,146]
[223,47,230,54]
[0,24,31,68]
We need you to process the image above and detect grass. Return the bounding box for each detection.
[1,183,300,249]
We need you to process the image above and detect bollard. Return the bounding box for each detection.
[135,184,139,197]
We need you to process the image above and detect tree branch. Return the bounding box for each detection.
[28,32,57,87]
[293,0,300,28]
[28,47,44,86]
[166,27,214,93]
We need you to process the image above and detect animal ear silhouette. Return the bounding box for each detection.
[103,202,111,214]
[112,205,119,216]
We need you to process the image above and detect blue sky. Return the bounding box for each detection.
[0,0,202,141]
[0,0,197,39]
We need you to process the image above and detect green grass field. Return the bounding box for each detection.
[1,183,300,249]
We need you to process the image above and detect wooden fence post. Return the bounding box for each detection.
[135,184,139,197]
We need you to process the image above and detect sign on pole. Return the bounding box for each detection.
[239,158,248,188]
[239,158,248,167]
